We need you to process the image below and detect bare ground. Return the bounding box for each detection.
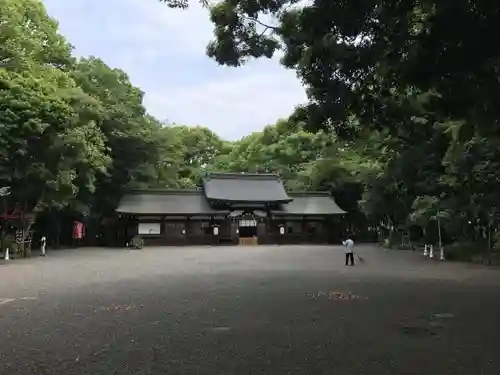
[1,245,499,374]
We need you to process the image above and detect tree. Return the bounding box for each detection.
[169,125,225,185]
[70,57,162,216]
[0,66,110,253]
[0,0,73,71]
[158,1,500,143]
[209,118,332,187]
[149,121,186,188]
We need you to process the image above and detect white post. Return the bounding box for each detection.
[429,245,434,258]
[40,236,46,256]
[439,245,445,261]
[4,247,9,260]
[487,218,492,266]
[424,244,428,256]
[437,214,443,258]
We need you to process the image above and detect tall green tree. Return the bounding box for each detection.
[0,67,110,250]
[188,1,500,138]
[70,57,162,215]
[0,0,110,221]
[0,0,73,71]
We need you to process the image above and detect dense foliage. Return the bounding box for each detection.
[158,0,500,256]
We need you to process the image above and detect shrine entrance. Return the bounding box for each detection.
[238,217,258,245]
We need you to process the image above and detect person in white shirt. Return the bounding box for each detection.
[40,236,46,256]
[342,237,355,266]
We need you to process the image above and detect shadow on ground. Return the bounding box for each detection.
[1,245,499,374]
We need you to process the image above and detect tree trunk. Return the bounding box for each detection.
[488,222,492,266]
[55,214,61,249]
[1,196,7,252]
[21,200,30,257]
[0,224,5,252]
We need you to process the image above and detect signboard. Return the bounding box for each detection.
[138,223,160,235]
[239,219,257,227]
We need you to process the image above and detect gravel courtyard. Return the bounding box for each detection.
[1,245,499,374]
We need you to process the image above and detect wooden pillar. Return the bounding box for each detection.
[326,216,335,244]
[321,217,327,243]
[116,216,122,247]
[161,215,166,245]
[184,216,188,246]
[301,215,306,244]
[267,215,273,244]
[123,216,128,244]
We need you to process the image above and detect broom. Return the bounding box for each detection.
[355,253,365,263]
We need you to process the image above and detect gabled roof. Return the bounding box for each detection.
[116,189,226,215]
[272,192,345,215]
[203,173,292,203]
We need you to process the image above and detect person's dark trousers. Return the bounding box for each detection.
[345,252,354,266]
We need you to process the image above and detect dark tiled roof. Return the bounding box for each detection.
[272,192,345,215]
[116,190,226,215]
[203,173,292,203]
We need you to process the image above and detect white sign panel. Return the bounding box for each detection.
[213,226,219,235]
[239,219,257,227]
[138,223,161,235]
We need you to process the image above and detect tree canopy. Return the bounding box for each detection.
[189,1,500,139]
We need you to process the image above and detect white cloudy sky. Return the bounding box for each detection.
[42,0,307,140]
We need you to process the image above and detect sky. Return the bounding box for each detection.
[42,0,307,140]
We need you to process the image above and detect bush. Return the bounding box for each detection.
[130,235,144,249]
[444,241,487,261]
[1,235,17,253]
[494,231,500,251]
[382,231,407,249]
